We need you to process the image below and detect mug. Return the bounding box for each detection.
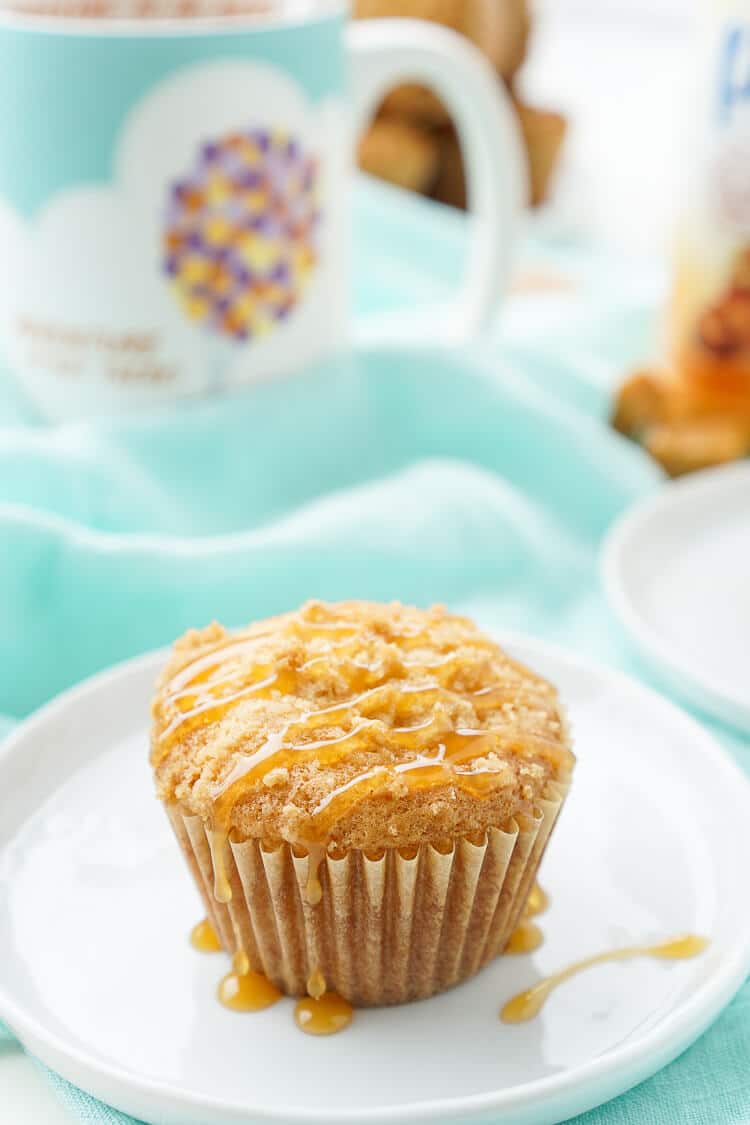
[0,1,525,419]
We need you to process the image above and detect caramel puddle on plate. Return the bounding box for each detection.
[294,968,354,1036]
[191,928,352,1033]
[501,934,709,1024]
[217,951,282,1012]
[189,918,222,953]
[294,991,354,1036]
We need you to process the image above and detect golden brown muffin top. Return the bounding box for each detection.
[150,600,573,850]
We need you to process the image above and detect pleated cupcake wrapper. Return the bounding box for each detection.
[167,780,568,1006]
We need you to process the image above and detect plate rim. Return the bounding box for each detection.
[2,635,750,1125]
[601,461,750,733]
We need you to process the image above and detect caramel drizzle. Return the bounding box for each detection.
[157,609,569,846]
[155,614,538,752]
[210,713,560,846]
[501,935,708,1023]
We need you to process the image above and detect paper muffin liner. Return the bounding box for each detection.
[167,780,568,1006]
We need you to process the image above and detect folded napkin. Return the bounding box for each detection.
[0,181,747,1125]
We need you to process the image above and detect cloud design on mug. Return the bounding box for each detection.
[0,61,345,416]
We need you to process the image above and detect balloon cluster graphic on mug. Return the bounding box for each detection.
[163,127,320,342]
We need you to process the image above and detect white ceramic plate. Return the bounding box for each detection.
[1,638,749,1125]
[602,462,750,733]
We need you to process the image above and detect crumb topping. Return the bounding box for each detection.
[150,600,574,849]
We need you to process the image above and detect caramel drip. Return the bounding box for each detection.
[294,992,354,1036]
[233,949,250,976]
[217,968,282,1012]
[208,829,232,903]
[506,921,543,954]
[190,918,222,952]
[500,935,708,1024]
[506,882,548,954]
[303,845,325,906]
[306,967,327,1000]
[211,950,348,1030]
[525,882,549,917]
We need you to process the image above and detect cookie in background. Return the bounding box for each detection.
[358,117,441,194]
[354,0,566,209]
[432,102,566,210]
[354,0,530,81]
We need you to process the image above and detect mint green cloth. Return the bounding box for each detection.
[0,181,747,1124]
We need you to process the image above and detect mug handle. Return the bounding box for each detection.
[347,18,527,347]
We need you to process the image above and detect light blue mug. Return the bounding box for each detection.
[0,1,525,419]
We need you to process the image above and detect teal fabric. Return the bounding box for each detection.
[0,179,748,1124]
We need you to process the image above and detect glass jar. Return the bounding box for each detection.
[669,2,750,418]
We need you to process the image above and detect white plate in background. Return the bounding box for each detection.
[1,638,749,1125]
[603,462,750,733]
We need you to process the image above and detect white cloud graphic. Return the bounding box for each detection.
[1,61,346,419]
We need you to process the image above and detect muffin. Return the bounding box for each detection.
[151,600,573,1006]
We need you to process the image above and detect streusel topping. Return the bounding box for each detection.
[151,600,573,849]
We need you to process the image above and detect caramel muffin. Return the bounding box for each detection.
[151,600,573,1005]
